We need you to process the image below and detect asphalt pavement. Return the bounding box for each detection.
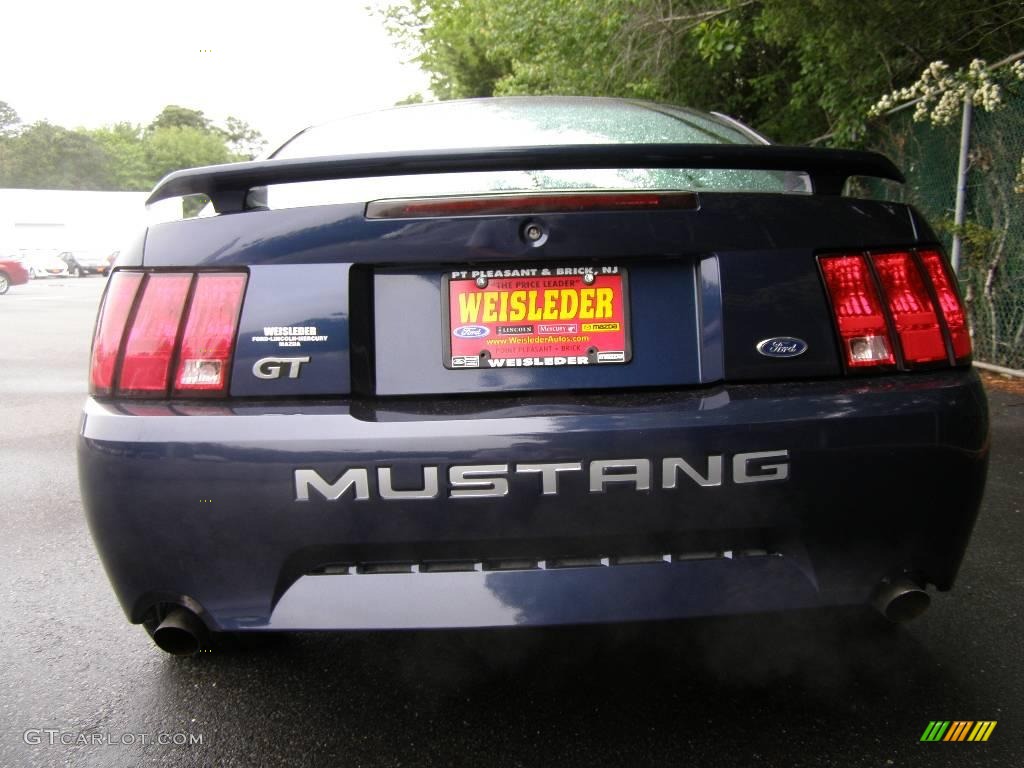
[1,276,1021,768]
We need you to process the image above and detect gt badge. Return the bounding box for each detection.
[253,356,310,379]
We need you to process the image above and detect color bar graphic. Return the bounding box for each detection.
[944,721,973,741]
[921,721,950,742]
[920,721,996,742]
[968,722,997,742]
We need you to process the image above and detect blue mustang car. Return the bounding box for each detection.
[78,97,989,655]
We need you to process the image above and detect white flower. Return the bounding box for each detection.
[873,58,1012,124]
[928,61,950,80]
[975,81,1002,112]
[932,89,962,125]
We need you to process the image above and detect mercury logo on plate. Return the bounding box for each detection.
[756,337,808,358]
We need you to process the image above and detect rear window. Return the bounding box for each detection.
[261,98,807,209]
[277,97,758,154]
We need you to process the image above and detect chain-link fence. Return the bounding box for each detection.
[865,88,1024,370]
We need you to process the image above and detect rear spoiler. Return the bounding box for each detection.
[146,144,904,213]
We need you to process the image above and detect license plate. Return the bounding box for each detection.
[444,265,630,370]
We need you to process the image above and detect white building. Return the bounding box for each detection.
[0,189,182,259]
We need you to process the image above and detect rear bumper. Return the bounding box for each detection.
[78,371,989,631]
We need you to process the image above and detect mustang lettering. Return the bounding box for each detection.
[294,451,791,502]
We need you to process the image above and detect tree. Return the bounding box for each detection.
[222,116,266,160]
[383,0,1024,145]
[147,105,215,133]
[395,92,426,106]
[144,126,233,181]
[752,0,1024,142]
[382,0,517,99]
[0,101,20,137]
[0,104,268,195]
[87,123,151,190]
[0,121,115,190]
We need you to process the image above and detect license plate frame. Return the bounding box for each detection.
[442,264,632,370]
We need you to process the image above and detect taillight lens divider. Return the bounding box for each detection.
[89,270,145,396]
[110,270,151,397]
[910,248,957,366]
[919,247,972,363]
[815,254,851,373]
[165,273,202,397]
[220,275,247,395]
[860,250,908,371]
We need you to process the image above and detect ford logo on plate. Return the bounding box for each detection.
[756,337,808,358]
[453,325,490,339]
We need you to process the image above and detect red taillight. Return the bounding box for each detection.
[819,254,895,368]
[820,248,972,372]
[89,271,144,395]
[88,270,247,398]
[920,249,972,360]
[118,274,193,394]
[173,274,247,395]
[871,251,946,365]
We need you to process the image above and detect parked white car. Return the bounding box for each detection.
[23,253,70,279]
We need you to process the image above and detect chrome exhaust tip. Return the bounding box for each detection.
[871,576,930,623]
[152,607,209,656]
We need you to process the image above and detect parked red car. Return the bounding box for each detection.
[0,259,30,294]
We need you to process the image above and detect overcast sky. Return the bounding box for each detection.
[2,0,431,149]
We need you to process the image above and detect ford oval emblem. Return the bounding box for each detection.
[453,325,490,339]
[756,337,808,358]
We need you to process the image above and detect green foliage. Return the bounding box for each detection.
[752,0,1013,142]
[693,18,744,66]
[0,104,265,192]
[86,123,151,190]
[222,116,267,160]
[0,101,20,137]
[0,121,115,190]
[147,105,215,133]
[383,0,1024,145]
[384,0,509,99]
[395,92,427,106]
[934,218,996,270]
[382,0,633,100]
[144,126,233,181]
